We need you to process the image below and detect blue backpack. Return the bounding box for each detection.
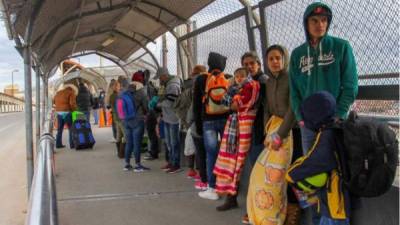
[116,91,136,120]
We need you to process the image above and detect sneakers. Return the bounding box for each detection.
[123,164,133,171]
[109,138,116,143]
[198,187,219,200]
[194,181,208,191]
[56,145,66,149]
[241,214,250,224]
[193,174,201,181]
[167,166,183,174]
[133,164,151,172]
[161,163,172,171]
[186,169,198,179]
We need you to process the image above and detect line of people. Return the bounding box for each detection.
[55,2,358,225]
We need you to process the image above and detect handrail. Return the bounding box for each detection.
[25,110,59,225]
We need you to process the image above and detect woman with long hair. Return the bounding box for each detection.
[247,45,296,225]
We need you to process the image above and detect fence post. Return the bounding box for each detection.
[245,5,256,51]
[35,66,41,144]
[258,2,270,73]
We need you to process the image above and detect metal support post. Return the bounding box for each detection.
[177,39,185,79]
[162,34,168,68]
[24,45,34,196]
[258,2,270,73]
[245,5,257,52]
[41,76,46,129]
[35,66,41,143]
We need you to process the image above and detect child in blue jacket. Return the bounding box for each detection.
[286,91,350,225]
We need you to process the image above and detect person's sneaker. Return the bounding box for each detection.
[123,164,133,171]
[193,174,201,181]
[186,169,197,179]
[133,165,151,172]
[194,181,208,191]
[143,155,158,161]
[241,214,250,224]
[198,187,219,200]
[161,163,172,171]
[56,145,66,149]
[167,166,183,174]
[109,138,116,143]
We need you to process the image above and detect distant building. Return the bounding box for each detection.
[3,84,24,99]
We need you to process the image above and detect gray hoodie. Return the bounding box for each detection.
[159,76,181,124]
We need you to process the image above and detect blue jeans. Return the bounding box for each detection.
[164,122,180,167]
[300,126,320,225]
[123,119,145,165]
[56,113,73,148]
[319,217,349,225]
[203,119,226,188]
[93,109,99,124]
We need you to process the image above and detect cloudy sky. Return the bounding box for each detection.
[0,23,117,92]
[0,24,24,92]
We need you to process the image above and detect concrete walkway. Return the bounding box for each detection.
[55,125,246,225]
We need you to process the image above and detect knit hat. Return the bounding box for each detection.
[207,52,227,73]
[154,67,170,79]
[132,71,144,84]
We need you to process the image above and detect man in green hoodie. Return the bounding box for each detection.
[288,2,358,225]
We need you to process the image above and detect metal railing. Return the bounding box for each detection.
[25,110,59,225]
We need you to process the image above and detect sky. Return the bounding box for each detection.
[0,24,24,92]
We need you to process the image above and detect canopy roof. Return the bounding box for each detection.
[2,0,213,74]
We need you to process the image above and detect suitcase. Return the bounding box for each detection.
[71,119,95,150]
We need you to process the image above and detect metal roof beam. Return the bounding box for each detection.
[140,0,186,22]
[34,2,132,50]
[43,28,160,71]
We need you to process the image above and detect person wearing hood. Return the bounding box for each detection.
[155,67,182,174]
[288,3,358,224]
[289,2,358,152]
[246,45,298,225]
[53,86,77,149]
[121,75,150,172]
[196,52,230,200]
[76,82,93,122]
[286,91,351,225]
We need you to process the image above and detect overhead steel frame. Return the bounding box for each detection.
[34,0,197,75]
[61,50,131,78]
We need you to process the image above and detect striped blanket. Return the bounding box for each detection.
[213,78,260,195]
[213,112,257,195]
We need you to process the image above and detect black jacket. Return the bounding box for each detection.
[76,86,93,112]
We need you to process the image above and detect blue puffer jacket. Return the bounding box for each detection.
[286,91,351,220]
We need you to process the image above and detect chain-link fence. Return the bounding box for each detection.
[258,0,399,133]
[118,0,399,123]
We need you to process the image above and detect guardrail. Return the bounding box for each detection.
[25,111,59,225]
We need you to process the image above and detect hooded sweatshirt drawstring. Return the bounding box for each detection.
[307,46,311,76]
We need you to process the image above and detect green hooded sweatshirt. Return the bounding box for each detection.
[289,2,358,121]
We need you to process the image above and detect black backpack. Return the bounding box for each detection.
[336,111,398,198]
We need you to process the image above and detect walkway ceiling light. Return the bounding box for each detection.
[101,35,115,47]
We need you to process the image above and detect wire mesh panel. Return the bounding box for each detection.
[263,0,399,79]
[187,16,252,75]
[261,0,399,118]
[191,0,244,28]
[166,32,177,75]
